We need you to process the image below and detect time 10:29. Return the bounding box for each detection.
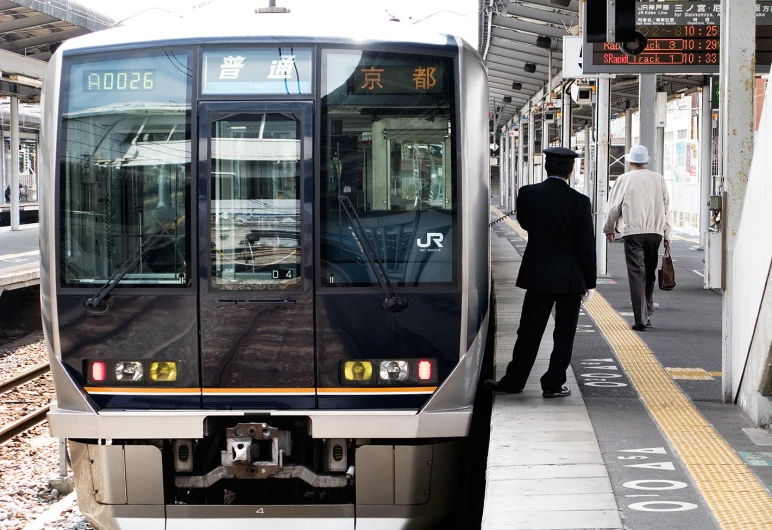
[83,70,155,91]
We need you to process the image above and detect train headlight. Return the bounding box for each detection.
[343,361,373,381]
[149,361,177,382]
[115,361,143,382]
[379,360,408,381]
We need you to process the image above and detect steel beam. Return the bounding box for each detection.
[492,14,571,39]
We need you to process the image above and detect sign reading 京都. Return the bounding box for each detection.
[583,1,772,74]
[349,64,445,95]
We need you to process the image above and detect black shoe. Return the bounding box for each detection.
[542,386,571,398]
[631,324,647,331]
[483,379,522,394]
[645,318,652,327]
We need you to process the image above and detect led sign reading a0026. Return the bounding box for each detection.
[83,70,156,92]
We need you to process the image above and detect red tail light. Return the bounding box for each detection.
[417,360,432,381]
[91,361,107,382]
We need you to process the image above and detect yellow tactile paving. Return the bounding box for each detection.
[585,293,772,529]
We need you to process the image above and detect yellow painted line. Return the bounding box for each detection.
[318,387,437,394]
[585,293,772,528]
[203,387,315,395]
[710,371,723,377]
[666,367,715,381]
[671,233,700,244]
[0,250,38,260]
[85,387,199,394]
[490,206,528,240]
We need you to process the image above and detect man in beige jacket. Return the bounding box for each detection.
[603,145,672,331]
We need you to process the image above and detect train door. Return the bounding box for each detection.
[198,101,315,409]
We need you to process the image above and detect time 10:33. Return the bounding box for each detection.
[83,70,155,91]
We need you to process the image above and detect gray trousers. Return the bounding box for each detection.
[623,233,662,327]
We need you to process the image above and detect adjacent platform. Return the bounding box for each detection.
[0,223,40,295]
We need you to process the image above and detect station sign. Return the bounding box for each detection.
[582,1,772,74]
[202,48,313,95]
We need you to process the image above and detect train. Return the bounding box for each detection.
[40,6,490,529]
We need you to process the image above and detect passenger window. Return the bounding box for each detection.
[60,52,191,288]
[209,112,301,290]
[320,50,456,287]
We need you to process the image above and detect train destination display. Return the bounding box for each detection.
[583,1,772,74]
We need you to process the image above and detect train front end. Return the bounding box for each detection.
[40,17,489,530]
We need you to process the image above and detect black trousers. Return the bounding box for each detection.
[623,233,662,327]
[499,290,582,392]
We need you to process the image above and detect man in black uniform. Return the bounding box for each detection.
[485,147,597,398]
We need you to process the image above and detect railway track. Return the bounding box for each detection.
[0,362,51,444]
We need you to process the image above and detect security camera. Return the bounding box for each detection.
[619,31,648,56]
[571,84,593,106]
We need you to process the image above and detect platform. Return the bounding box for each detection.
[483,205,772,530]
[0,223,40,295]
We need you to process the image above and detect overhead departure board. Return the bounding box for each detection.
[583,1,772,74]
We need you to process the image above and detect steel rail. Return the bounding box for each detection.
[0,362,50,395]
[0,404,50,444]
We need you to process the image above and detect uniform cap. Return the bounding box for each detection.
[626,144,651,164]
[543,146,579,164]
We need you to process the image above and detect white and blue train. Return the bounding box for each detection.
[40,6,490,529]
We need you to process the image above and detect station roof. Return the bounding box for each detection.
[0,0,113,102]
[478,0,703,129]
[479,0,577,125]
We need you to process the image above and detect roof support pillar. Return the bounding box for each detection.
[624,107,633,173]
[639,74,657,153]
[699,78,712,250]
[509,129,516,209]
[528,110,535,185]
[596,76,611,276]
[720,0,755,402]
[498,128,506,208]
[518,112,525,192]
[562,86,572,150]
[541,114,549,179]
[10,96,19,231]
[583,125,591,195]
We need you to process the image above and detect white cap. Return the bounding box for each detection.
[626,145,651,164]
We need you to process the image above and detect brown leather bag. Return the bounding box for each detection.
[658,247,676,291]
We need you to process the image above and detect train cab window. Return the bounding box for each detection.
[209,112,301,290]
[59,52,192,287]
[320,49,456,287]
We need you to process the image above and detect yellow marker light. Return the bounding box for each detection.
[343,361,373,381]
[149,361,178,382]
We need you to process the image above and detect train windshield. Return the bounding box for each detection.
[321,50,456,287]
[59,52,192,287]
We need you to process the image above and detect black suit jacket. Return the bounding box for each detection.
[516,178,597,295]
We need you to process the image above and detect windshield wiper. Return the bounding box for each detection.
[86,216,181,310]
[337,195,408,312]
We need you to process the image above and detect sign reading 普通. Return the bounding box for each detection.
[202,48,313,95]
